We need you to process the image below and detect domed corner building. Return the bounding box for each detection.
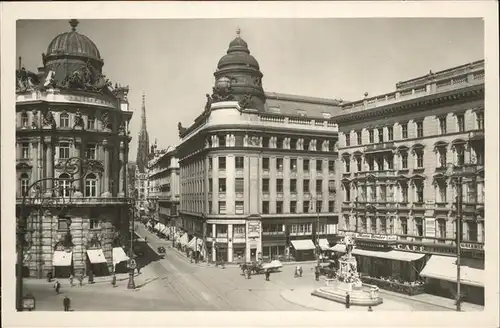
[175,29,343,264]
[16,20,134,279]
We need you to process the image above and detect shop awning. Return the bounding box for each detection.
[86,249,107,264]
[179,233,189,246]
[351,248,425,262]
[188,237,203,251]
[291,239,316,251]
[330,244,346,252]
[318,239,330,251]
[419,255,484,287]
[53,251,72,267]
[112,247,129,265]
[161,226,170,235]
[153,223,161,231]
[157,223,166,231]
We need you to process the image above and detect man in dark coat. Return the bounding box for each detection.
[63,296,71,311]
[88,270,94,284]
[315,265,320,281]
[54,280,61,294]
[265,270,270,281]
[345,292,351,309]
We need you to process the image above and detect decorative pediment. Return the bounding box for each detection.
[433,140,448,150]
[16,162,33,170]
[365,173,376,181]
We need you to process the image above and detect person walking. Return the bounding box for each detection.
[345,292,351,309]
[63,296,71,312]
[315,265,320,281]
[88,270,94,284]
[111,274,117,287]
[136,261,141,275]
[69,273,74,287]
[78,275,83,287]
[54,280,61,294]
[46,271,53,283]
[368,306,373,312]
[265,270,270,281]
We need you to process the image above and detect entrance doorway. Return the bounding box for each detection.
[250,248,257,262]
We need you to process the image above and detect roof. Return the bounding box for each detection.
[264,92,343,119]
[46,20,101,61]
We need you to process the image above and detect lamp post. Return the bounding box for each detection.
[16,157,99,311]
[445,162,477,312]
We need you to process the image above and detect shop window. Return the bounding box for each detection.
[290,201,297,213]
[290,179,297,193]
[290,158,297,171]
[262,157,270,170]
[216,225,227,237]
[235,201,244,215]
[303,159,310,172]
[235,156,244,169]
[262,178,270,192]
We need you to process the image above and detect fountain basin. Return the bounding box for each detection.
[311,280,383,306]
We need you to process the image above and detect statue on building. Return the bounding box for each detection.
[204,94,213,113]
[178,122,187,136]
[31,109,38,129]
[100,112,109,129]
[211,76,234,102]
[43,70,57,89]
[43,110,56,129]
[238,93,253,109]
[73,109,85,130]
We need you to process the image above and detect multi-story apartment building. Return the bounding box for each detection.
[16,20,133,278]
[147,145,180,227]
[176,31,341,264]
[334,60,484,304]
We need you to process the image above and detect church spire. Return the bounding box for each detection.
[136,92,150,173]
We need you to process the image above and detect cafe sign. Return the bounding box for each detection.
[393,243,425,252]
[460,242,484,251]
[354,233,398,241]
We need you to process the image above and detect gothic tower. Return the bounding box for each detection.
[136,93,149,173]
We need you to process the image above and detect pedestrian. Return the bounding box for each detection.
[136,262,141,274]
[88,270,94,284]
[63,296,71,312]
[111,274,117,287]
[315,266,320,281]
[345,292,350,309]
[47,271,53,283]
[78,275,83,287]
[368,306,373,312]
[265,270,270,281]
[54,280,61,294]
[69,273,74,287]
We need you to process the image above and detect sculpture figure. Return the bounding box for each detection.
[73,109,85,130]
[204,94,212,112]
[178,122,187,136]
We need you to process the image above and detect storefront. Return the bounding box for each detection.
[290,239,316,261]
[419,254,484,305]
[86,248,109,276]
[232,243,246,263]
[112,247,129,273]
[214,243,228,263]
[53,249,73,278]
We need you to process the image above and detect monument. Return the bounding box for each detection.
[311,235,383,306]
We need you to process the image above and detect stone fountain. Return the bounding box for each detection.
[311,235,383,306]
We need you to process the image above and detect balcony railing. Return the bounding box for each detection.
[16,197,129,205]
[364,142,395,153]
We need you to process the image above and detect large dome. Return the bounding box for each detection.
[217,33,260,69]
[45,19,102,62]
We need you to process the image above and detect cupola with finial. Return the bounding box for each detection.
[212,27,266,111]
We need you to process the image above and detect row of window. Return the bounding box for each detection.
[343,111,484,147]
[344,216,481,242]
[205,177,336,194]
[206,224,245,236]
[212,134,336,152]
[56,217,101,230]
[18,142,98,160]
[206,157,336,172]
[20,173,99,197]
[20,112,101,130]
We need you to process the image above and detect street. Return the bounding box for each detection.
[22,224,482,312]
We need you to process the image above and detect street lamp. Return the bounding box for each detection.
[445,162,477,312]
[16,156,99,311]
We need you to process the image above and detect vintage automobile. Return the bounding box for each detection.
[240,260,283,275]
[318,261,337,278]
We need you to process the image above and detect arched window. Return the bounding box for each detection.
[60,113,69,128]
[20,173,29,196]
[85,173,97,197]
[21,112,29,128]
[59,173,71,197]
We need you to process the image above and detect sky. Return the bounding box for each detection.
[16,18,484,161]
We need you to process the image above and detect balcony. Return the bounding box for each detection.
[364,142,395,154]
[413,202,425,209]
[435,202,450,210]
[16,197,129,206]
[355,170,397,179]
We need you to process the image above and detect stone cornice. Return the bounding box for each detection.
[333,84,484,124]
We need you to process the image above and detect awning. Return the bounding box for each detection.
[188,237,203,251]
[178,233,189,246]
[318,239,330,251]
[419,255,484,287]
[153,223,161,231]
[291,239,316,251]
[351,248,425,262]
[86,249,107,264]
[53,251,72,267]
[157,223,166,231]
[161,226,170,235]
[330,244,346,253]
[112,247,129,265]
